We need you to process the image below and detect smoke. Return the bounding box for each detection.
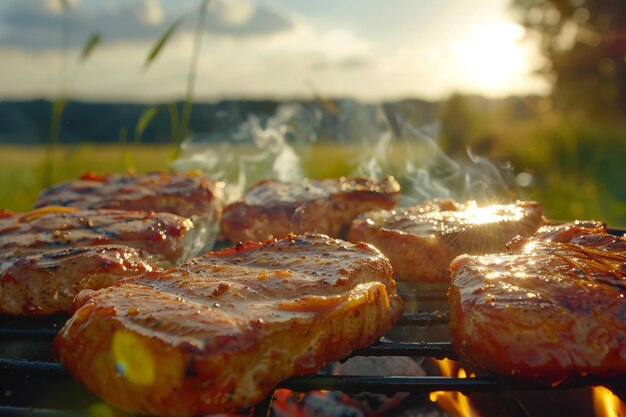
[172,103,307,202]
[172,100,516,206]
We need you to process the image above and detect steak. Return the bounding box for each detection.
[55,234,404,416]
[0,207,194,315]
[34,171,223,221]
[449,221,626,383]
[220,176,400,243]
[349,200,545,283]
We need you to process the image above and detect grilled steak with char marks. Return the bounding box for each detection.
[349,200,545,283]
[449,221,626,383]
[220,176,400,243]
[35,171,223,221]
[0,207,193,315]
[55,233,403,416]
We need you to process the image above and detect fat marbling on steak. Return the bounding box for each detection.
[349,199,545,283]
[0,207,194,315]
[449,221,626,383]
[220,176,401,243]
[55,233,404,416]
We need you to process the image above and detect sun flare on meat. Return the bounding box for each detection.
[349,199,544,283]
[450,221,626,383]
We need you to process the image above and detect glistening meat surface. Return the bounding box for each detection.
[449,221,626,383]
[55,234,404,416]
[349,199,545,282]
[220,176,400,243]
[34,171,223,221]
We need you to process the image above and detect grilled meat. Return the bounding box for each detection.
[1,245,152,316]
[34,171,223,221]
[349,200,545,283]
[0,207,194,315]
[220,176,400,243]
[449,221,626,383]
[0,207,193,265]
[55,234,403,416]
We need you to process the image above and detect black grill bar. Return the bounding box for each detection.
[0,406,87,417]
[3,357,625,397]
[280,375,501,394]
[395,311,448,326]
[353,340,457,360]
[0,359,67,380]
[0,328,58,340]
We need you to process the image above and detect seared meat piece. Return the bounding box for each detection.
[449,221,626,383]
[55,234,403,416]
[220,176,400,243]
[0,207,193,266]
[349,200,545,283]
[0,207,194,315]
[1,245,152,315]
[34,171,223,221]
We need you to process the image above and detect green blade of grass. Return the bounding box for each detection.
[144,17,184,70]
[134,106,160,143]
[79,32,101,62]
[167,103,180,143]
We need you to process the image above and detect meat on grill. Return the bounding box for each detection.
[54,233,404,416]
[449,221,626,383]
[34,171,223,221]
[220,176,401,243]
[348,200,545,283]
[0,207,194,315]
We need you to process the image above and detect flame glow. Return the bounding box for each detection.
[593,386,626,417]
[430,358,479,417]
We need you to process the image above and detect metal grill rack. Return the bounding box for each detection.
[1,227,625,417]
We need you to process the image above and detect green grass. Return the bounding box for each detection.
[0,144,173,212]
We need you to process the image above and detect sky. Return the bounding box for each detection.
[0,0,550,102]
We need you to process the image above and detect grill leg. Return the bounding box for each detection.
[252,390,275,417]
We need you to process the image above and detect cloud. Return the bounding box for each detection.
[0,0,295,50]
[206,0,294,37]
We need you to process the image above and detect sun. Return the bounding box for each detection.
[451,22,536,96]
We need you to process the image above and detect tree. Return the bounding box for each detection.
[511,0,626,120]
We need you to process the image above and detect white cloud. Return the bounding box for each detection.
[211,0,255,26]
[0,0,295,50]
[43,0,80,14]
[136,0,164,26]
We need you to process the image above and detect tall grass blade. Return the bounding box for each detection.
[42,98,68,186]
[176,0,211,159]
[118,126,135,171]
[167,103,180,143]
[79,32,101,62]
[144,17,184,69]
[134,106,160,143]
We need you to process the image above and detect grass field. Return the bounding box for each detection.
[1,126,625,226]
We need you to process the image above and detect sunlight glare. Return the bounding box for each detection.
[452,22,531,96]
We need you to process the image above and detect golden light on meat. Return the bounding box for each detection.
[592,386,626,417]
[429,358,479,417]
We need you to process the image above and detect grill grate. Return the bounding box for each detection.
[1,227,625,417]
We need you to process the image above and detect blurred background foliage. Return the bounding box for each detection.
[0,0,625,224]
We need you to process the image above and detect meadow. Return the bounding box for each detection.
[2,114,625,227]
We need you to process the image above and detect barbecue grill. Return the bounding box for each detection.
[2,227,625,417]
